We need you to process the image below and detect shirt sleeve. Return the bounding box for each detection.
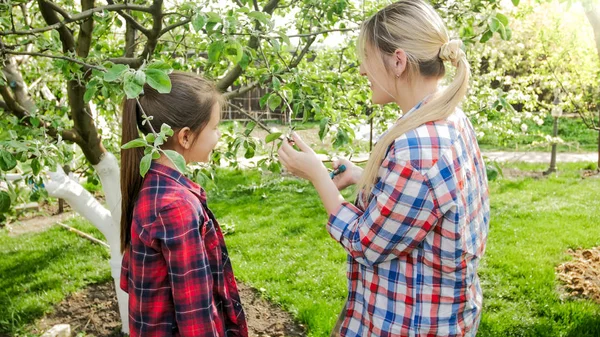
[152,199,218,337]
[327,159,441,267]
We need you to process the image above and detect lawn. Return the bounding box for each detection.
[1,162,599,337]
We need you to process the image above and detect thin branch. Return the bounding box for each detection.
[1,50,105,71]
[226,101,271,133]
[1,3,152,36]
[252,0,260,11]
[287,27,358,38]
[106,0,150,36]
[223,81,260,99]
[159,17,191,36]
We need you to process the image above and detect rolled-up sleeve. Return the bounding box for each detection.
[327,160,441,267]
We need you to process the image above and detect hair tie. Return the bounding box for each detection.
[439,39,464,67]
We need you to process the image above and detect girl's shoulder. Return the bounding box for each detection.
[135,170,204,219]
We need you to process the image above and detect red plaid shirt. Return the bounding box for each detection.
[120,162,248,337]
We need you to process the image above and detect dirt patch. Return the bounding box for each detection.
[7,211,76,237]
[556,247,600,303]
[30,281,306,337]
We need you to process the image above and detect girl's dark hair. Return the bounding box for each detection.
[120,71,224,252]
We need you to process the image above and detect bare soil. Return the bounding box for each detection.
[28,281,306,337]
[556,247,600,304]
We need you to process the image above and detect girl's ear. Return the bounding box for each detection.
[177,127,193,150]
[392,48,407,78]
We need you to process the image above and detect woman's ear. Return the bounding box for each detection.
[177,127,193,150]
[393,48,407,78]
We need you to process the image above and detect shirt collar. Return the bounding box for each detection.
[149,161,207,203]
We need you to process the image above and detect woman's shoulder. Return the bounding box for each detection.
[390,109,469,172]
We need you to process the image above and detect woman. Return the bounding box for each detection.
[278,1,490,336]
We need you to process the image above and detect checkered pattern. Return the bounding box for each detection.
[121,162,247,337]
[328,109,490,337]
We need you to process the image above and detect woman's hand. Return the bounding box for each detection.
[331,158,363,191]
[278,132,328,182]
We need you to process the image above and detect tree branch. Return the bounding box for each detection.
[1,3,152,36]
[287,27,358,38]
[159,17,191,36]
[38,0,76,52]
[223,81,260,99]
[0,85,80,143]
[217,0,280,91]
[226,101,271,133]
[43,1,72,20]
[1,50,105,71]
[76,0,95,58]
[106,0,150,36]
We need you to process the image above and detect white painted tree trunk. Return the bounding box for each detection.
[44,152,129,334]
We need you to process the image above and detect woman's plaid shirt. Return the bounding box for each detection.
[121,163,247,337]
[328,110,490,337]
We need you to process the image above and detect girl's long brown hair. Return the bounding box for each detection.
[120,72,224,252]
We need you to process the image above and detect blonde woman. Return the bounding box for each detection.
[278,1,490,336]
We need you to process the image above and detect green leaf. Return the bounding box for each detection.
[146,69,172,93]
[0,191,10,213]
[145,133,156,143]
[104,64,128,82]
[511,0,520,6]
[84,85,97,103]
[489,17,501,33]
[122,138,146,149]
[208,41,224,63]
[248,11,271,27]
[0,150,17,171]
[164,150,187,173]
[226,41,244,64]
[134,70,146,86]
[496,13,509,27]
[147,61,172,71]
[480,30,493,43]
[272,77,281,91]
[192,13,206,32]
[259,93,271,108]
[319,117,330,141]
[244,141,255,159]
[123,72,144,99]
[268,95,282,111]
[140,153,152,177]
[244,121,256,137]
[265,132,282,143]
[161,123,174,137]
[31,158,41,176]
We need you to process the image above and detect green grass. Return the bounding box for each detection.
[479,117,599,153]
[2,162,599,336]
[0,218,111,336]
[207,163,600,337]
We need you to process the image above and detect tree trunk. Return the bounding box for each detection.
[45,153,129,334]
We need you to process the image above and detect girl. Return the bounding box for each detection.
[278,1,490,336]
[119,72,248,337]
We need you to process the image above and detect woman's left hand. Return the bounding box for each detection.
[278,132,328,182]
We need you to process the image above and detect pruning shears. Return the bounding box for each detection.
[329,164,346,179]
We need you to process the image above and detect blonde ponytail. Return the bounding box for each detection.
[355,0,471,197]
